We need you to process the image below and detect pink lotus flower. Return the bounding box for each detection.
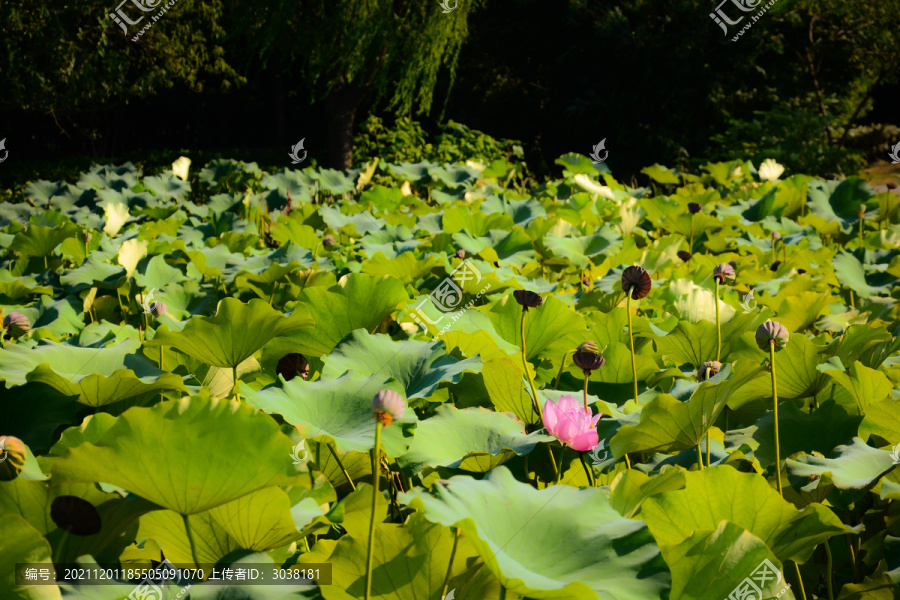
[542,395,602,451]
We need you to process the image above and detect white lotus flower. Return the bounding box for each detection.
[572,173,615,200]
[465,160,486,172]
[731,166,742,179]
[172,156,191,181]
[400,181,412,196]
[758,159,785,182]
[103,202,130,237]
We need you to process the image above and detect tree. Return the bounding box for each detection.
[236,0,484,168]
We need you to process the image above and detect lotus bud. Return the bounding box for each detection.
[621,266,652,300]
[677,250,693,262]
[772,231,781,241]
[150,302,167,318]
[798,269,807,275]
[698,360,722,381]
[0,436,27,481]
[770,261,781,272]
[713,263,735,284]
[755,320,789,351]
[455,249,465,260]
[3,312,30,338]
[372,389,405,427]
[513,290,544,310]
[80,231,92,245]
[322,235,336,249]
[276,353,310,381]
[688,203,702,214]
[858,205,865,219]
[573,341,605,373]
[50,496,102,536]
[582,275,592,287]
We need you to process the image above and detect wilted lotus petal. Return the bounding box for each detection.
[276,353,310,381]
[513,290,544,310]
[51,496,102,536]
[0,436,26,481]
[455,249,465,260]
[697,361,722,381]
[3,312,30,338]
[677,250,693,262]
[713,263,735,284]
[621,266,652,300]
[373,389,405,427]
[688,203,702,214]
[151,302,167,318]
[756,320,789,351]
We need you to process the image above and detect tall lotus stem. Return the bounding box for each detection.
[757,320,788,497]
[824,542,834,600]
[579,454,595,487]
[627,295,639,405]
[520,312,542,420]
[556,446,566,485]
[182,515,202,567]
[573,341,604,418]
[326,443,356,491]
[365,421,382,600]
[233,365,240,402]
[770,340,783,497]
[553,350,573,390]
[858,205,865,249]
[792,562,807,600]
[696,444,704,470]
[715,279,721,361]
[689,214,694,251]
[440,529,460,600]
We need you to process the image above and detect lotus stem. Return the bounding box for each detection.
[553,350,573,390]
[556,446,566,485]
[53,530,70,566]
[859,214,864,249]
[326,443,356,491]
[182,515,202,568]
[770,341,783,497]
[845,529,860,582]
[364,422,382,600]
[233,365,240,402]
[270,282,276,306]
[824,542,834,600]
[44,255,48,270]
[627,295,639,405]
[579,453,595,487]
[440,528,460,600]
[520,309,543,420]
[706,434,711,468]
[715,280,722,362]
[499,585,507,600]
[582,372,590,415]
[624,454,631,469]
[546,445,559,482]
[792,562,807,600]
[689,215,694,251]
[696,443,704,470]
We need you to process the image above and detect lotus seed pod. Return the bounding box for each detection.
[798,269,807,275]
[455,249,465,260]
[698,360,722,381]
[770,261,781,272]
[688,203,702,214]
[0,436,27,481]
[578,341,599,354]
[513,289,544,310]
[322,235,336,249]
[756,320,789,351]
[3,312,30,338]
[573,348,606,373]
[621,266,652,300]
[276,353,310,382]
[150,302,167,318]
[886,182,897,190]
[713,263,735,284]
[677,250,693,262]
[50,496,102,536]
[372,389,405,427]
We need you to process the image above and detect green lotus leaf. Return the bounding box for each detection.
[786,437,899,492]
[400,466,669,600]
[480,356,539,424]
[205,486,302,551]
[543,227,622,269]
[860,398,900,443]
[9,220,79,258]
[242,373,416,456]
[279,273,409,357]
[146,297,314,369]
[132,254,187,290]
[359,252,439,285]
[183,245,249,281]
[0,515,61,600]
[823,360,893,415]
[651,309,769,368]
[608,468,686,519]
[398,405,553,473]
[52,396,304,514]
[59,254,126,290]
[640,465,855,563]
[610,361,764,456]
[556,152,610,175]
[139,509,238,566]
[142,174,191,201]
[480,196,547,227]
[0,339,186,406]
[641,164,681,184]
[321,330,482,400]
[117,238,149,278]
[806,178,875,234]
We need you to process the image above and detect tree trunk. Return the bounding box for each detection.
[326,76,365,170]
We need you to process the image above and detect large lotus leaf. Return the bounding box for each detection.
[543,227,622,269]
[359,252,439,285]
[203,486,302,551]
[58,254,126,290]
[404,295,519,359]
[860,398,900,443]
[319,205,385,236]
[400,466,669,600]
[132,254,187,290]
[453,228,535,267]
[640,466,855,563]
[482,294,587,365]
[641,164,681,184]
[52,396,304,514]
[833,251,893,298]
[823,360,893,415]
[661,521,792,600]
[0,339,186,406]
[321,330,482,400]
[806,178,875,233]
[786,437,899,492]
[9,220,79,258]
[481,356,539,425]
[608,468,687,519]
[398,405,553,473]
[0,515,61,600]
[138,508,238,565]
[279,273,409,357]
[142,174,191,201]
[430,164,480,188]
[442,205,515,236]
[480,196,547,227]
[651,309,769,368]
[14,295,86,342]
[610,361,764,456]
[242,373,416,456]
[146,298,313,369]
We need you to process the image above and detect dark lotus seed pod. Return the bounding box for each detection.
[798,269,807,275]
[0,436,27,481]
[677,250,693,262]
[3,312,30,338]
[755,320,789,351]
[887,182,897,190]
[713,263,735,284]
[455,249,465,260]
[150,302,167,318]
[51,496,102,536]
[621,266,652,300]
[573,349,606,373]
[372,389,405,427]
[322,235,336,249]
[770,261,781,272]
[698,360,722,381]
[513,290,544,310]
[688,203,702,214]
[582,275,592,287]
[276,353,310,381]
